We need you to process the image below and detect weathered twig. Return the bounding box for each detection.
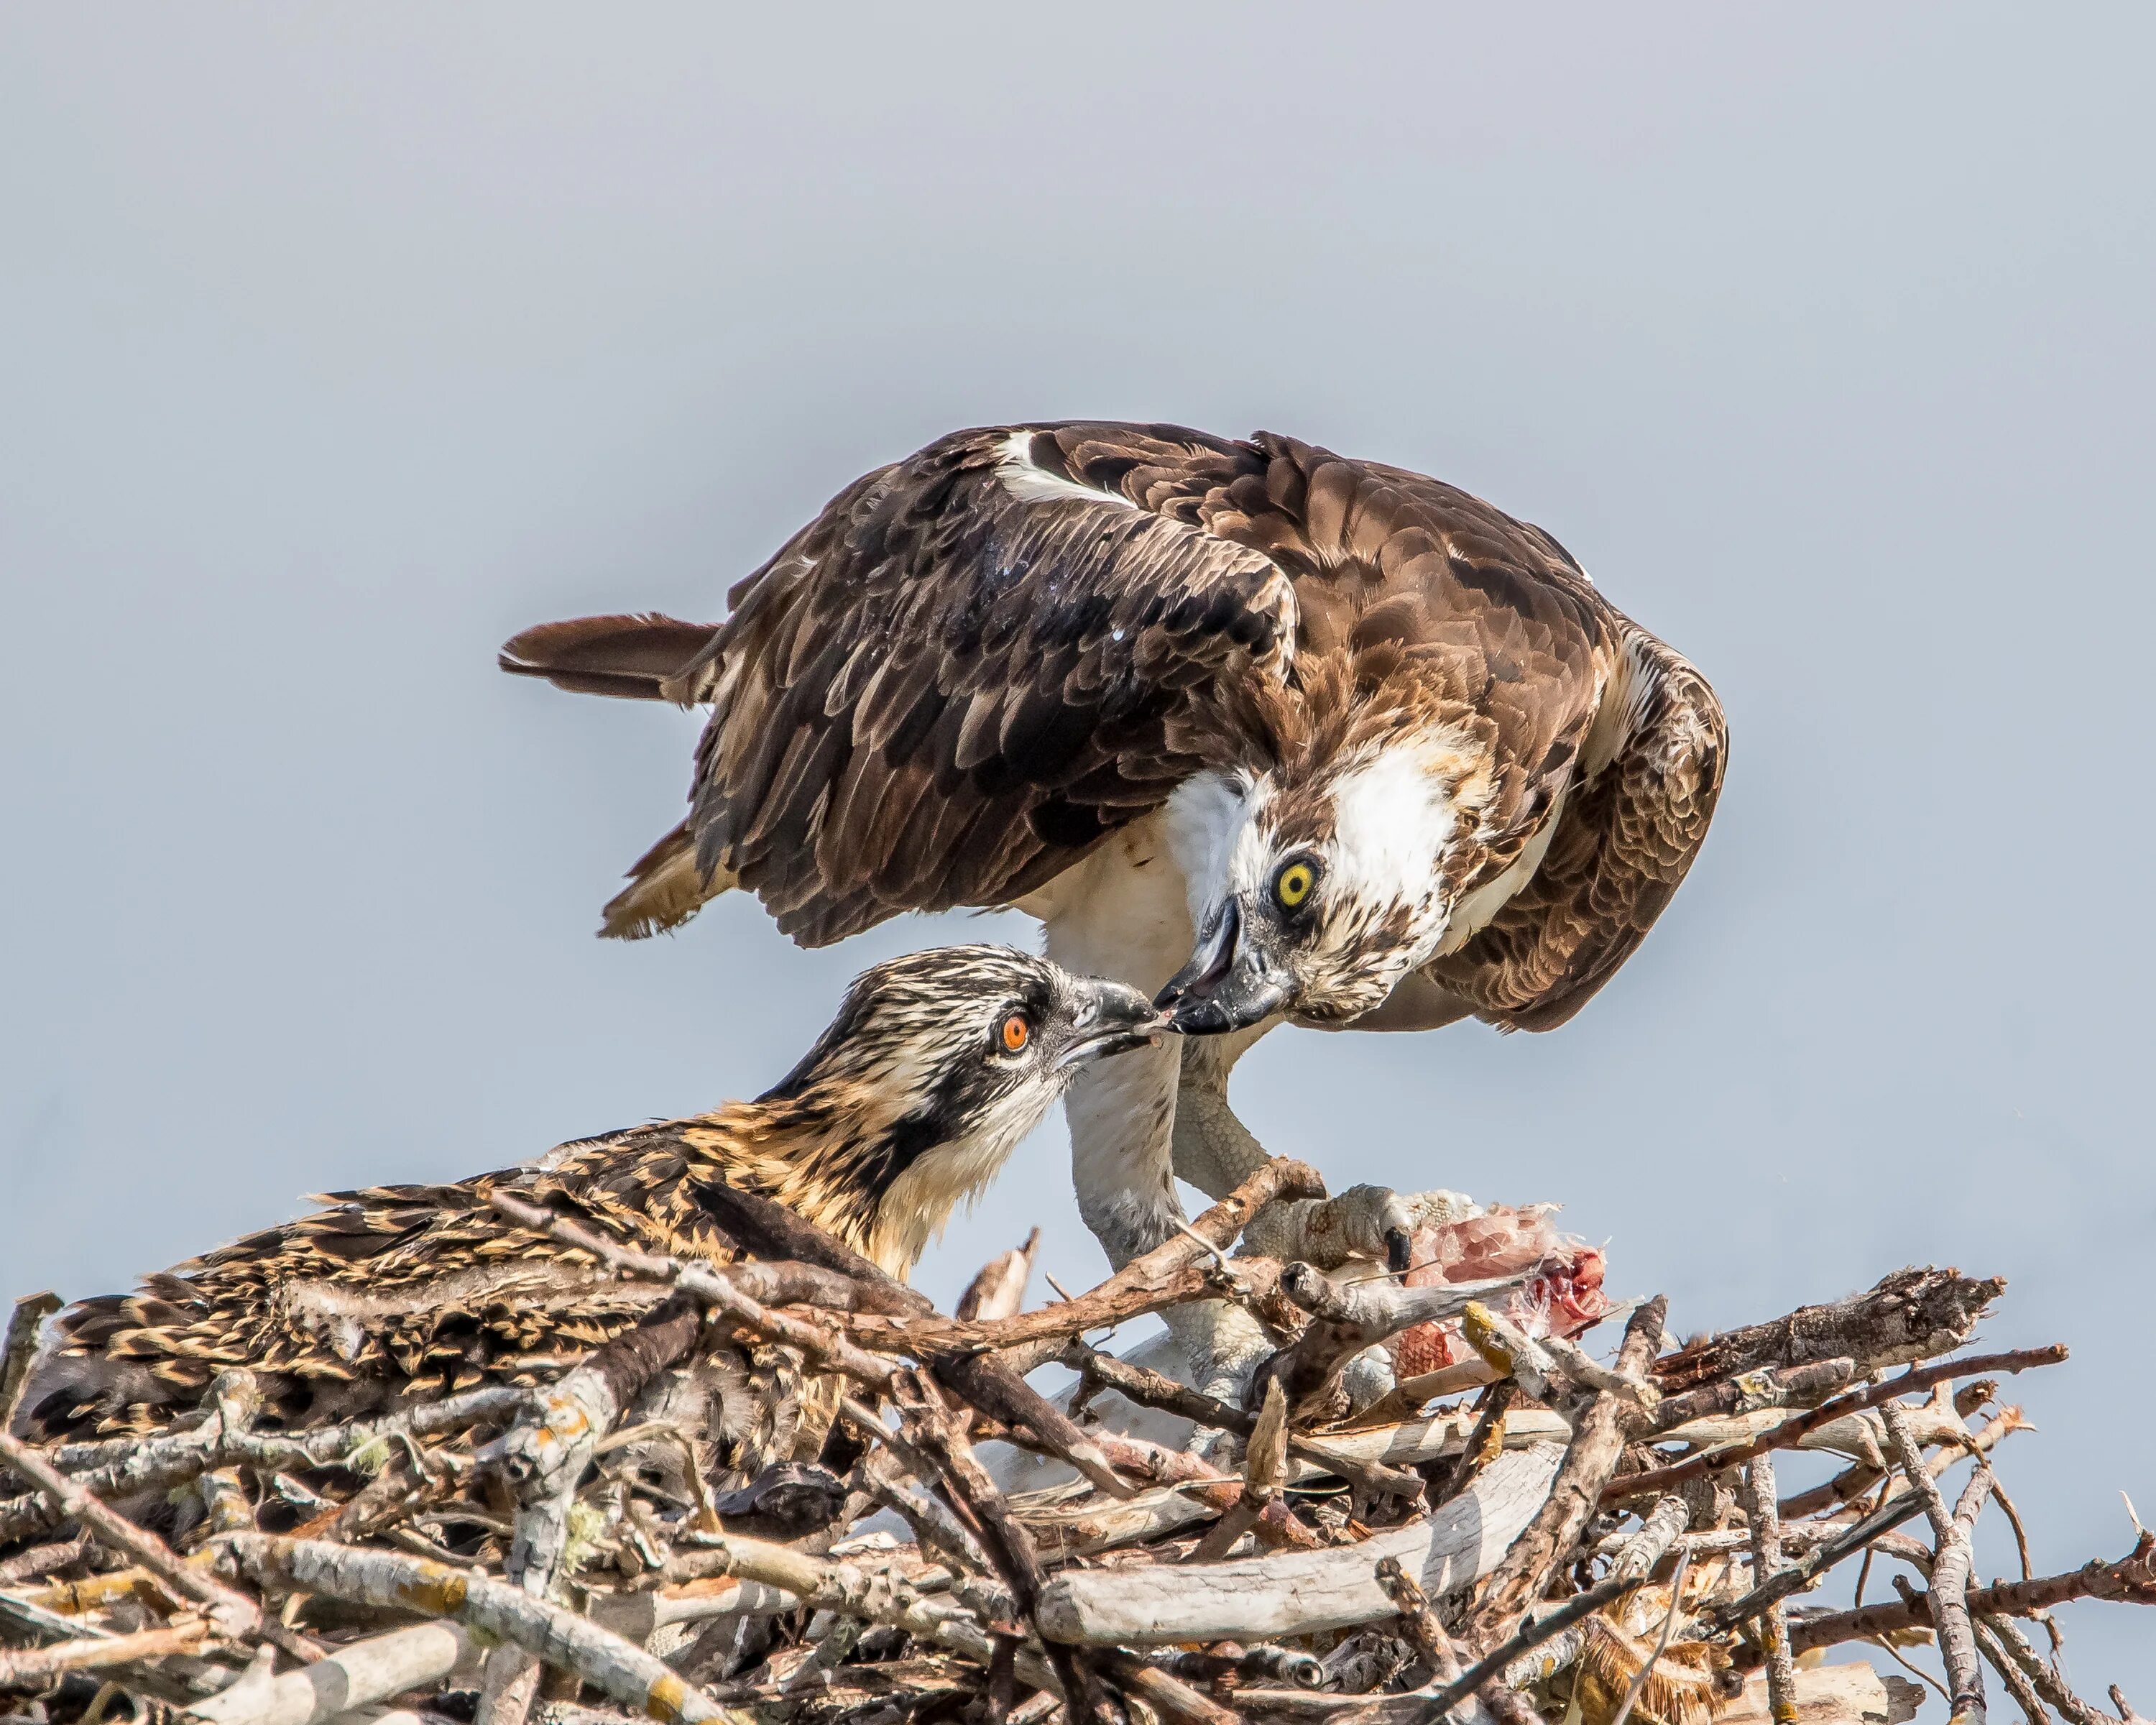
[1061,1340,1430,1500]
[1187,1376,1287,1561]
[0,1430,263,1639]
[1741,1453,1798,1725]
[1036,1442,1565,1644]
[487,1192,900,1391]
[1468,1296,1666,1647]
[0,1617,212,1688]
[0,1386,533,1547]
[957,1229,1040,1322]
[1882,1396,1991,1725]
[1608,1347,2063,1504]
[694,1176,1136,1499]
[1253,1262,1526,1415]
[211,1535,730,1723]
[1651,1356,1861,1432]
[1705,1485,1938,1633]
[188,1622,475,1725]
[1772,1532,2156,1656]
[834,1158,1327,1360]
[1654,1268,2007,1392]
[1777,1392,2022,1520]
[482,1294,705,1725]
[1427,1572,1647,1721]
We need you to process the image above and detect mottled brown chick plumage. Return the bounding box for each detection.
[19,947,1160,1446]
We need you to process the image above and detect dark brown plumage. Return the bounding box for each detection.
[17,947,1161,1444]
[500,422,1726,1312]
[501,421,1723,1035]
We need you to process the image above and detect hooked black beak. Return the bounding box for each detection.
[1154,899,1294,1035]
[1056,978,1170,1070]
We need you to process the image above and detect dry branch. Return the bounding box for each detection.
[1468,1297,1666,1646]
[1654,1268,2006,1392]
[211,1535,729,1723]
[188,1623,474,1725]
[1607,1346,2063,1504]
[1776,1534,2156,1655]
[1035,1443,1565,1644]
[3,1154,2147,1725]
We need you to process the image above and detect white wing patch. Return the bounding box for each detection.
[993,431,1299,681]
[994,431,1139,509]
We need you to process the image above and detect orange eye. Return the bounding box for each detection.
[1000,1013,1031,1053]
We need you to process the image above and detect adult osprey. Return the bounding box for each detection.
[503,423,1726,1390]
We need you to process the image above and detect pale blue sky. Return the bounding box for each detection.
[4,4,2152,1692]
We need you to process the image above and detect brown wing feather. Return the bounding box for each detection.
[499,424,1720,1003]
[671,425,1295,944]
[1424,630,1727,1029]
[15,1108,891,1440]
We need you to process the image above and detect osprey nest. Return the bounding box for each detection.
[1,1158,2147,1725]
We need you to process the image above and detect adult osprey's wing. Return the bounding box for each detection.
[506,425,1299,945]
[1424,625,1728,1031]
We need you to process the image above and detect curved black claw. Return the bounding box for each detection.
[1385,1227,1414,1276]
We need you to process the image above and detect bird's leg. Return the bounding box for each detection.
[1173,1034,1470,1275]
[1040,831,1283,1404]
[1059,1039,1273,1406]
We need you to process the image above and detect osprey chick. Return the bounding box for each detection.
[502,423,1726,1389]
[19,947,1160,1443]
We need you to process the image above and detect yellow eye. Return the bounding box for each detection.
[1274,861,1317,910]
[1000,1013,1031,1053]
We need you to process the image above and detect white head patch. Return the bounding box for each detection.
[1325,739,1465,930]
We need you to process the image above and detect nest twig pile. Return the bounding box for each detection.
[3,1157,2149,1725]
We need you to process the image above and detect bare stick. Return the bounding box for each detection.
[1606,1546,1695,1725]
[1971,1615,2052,1725]
[1253,1263,1526,1414]
[1654,1268,2006,1392]
[1766,1533,2156,1657]
[1187,1376,1287,1562]
[1882,1397,1991,1725]
[487,1192,900,1389]
[839,1159,1327,1358]
[1778,1399,2027,1521]
[0,1430,262,1639]
[1061,1340,1422,1500]
[0,1386,533,1545]
[1705,1486,1938,1632]
[1651,1356,1861,1432]
[1741,1453,1798,1725]
[211,1535,731,1724]
[1981,1611,2114,1725]
[1468,1296,1666,1646]
[693,1176,1136,1498]
[1035,1443,1565,1644]
[0,1619,212,1688]
[1426,1573,1647,1721]
[189,1623,475,1725]
[957,1228,1040,1322]
[1608,1346,2063,1504]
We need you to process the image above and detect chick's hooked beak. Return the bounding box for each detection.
[1155,898,1294,1035]
[1055,978,1171,1070]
